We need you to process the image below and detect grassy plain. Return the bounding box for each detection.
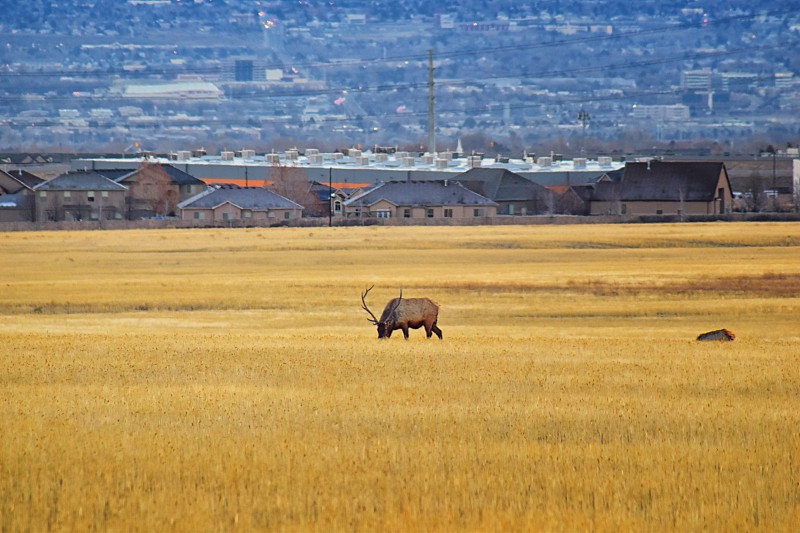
[0,222,799,531]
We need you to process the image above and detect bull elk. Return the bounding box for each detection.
[696,328,736,341]
[361,286,443,340]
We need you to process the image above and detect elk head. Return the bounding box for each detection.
[361,286,402,338]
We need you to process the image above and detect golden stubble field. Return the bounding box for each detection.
[0,222,798,532]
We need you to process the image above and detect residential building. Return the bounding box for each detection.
[178,185,303,223]
[343,180,497,220]
[590,161,733,216]
[453,167,555,215]
[0,169,44,222]
[111,162,206,219]
[33,170,128,222]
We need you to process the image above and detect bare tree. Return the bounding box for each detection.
[266,162,315,212]
[131,163,178,218]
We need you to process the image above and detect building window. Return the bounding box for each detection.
[222,212,231,221]
[284,211,291,219]
[427,208,435,218]
[376,209,392,218]
[621,204,627,215]
[64,191,71,199]
[39,191,47,198]
[88,191,95,202]
[334,201,342,213]
[473,208,484,217]
[444,208,453,218]
[403,208,411,218]
[102,191,109,198]
[194,212,205,220]
[242,210,252,219]
[656,209,663,215]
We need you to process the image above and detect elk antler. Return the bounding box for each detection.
[386,288,403,318]
[361,285,379,324]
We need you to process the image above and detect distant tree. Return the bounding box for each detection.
[134,163,178,218]
[267,162,315,212]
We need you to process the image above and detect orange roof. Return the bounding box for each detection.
[201,178,370,190]
[546,185,570,195]
[202,178,270,187]
[331,182,370,190]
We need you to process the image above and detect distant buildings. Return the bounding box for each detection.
[122,82,224,100]
[2,150,797,225]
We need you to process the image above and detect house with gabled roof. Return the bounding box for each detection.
[0,169,44,222]
[453,167,554,215]
[98,162,206,219]
[305,181,354,218]
[590,160,734,216]
[177,184,303,223]
[33,170,128,222]
[343,180,497,220]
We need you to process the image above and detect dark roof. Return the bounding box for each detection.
[96,169,137,182]
[593,161,728,202]
[0,169,44,190]
[517,170,612,186]
[345,180,497,207]
[567,184,595,201]
[34,170,128,191]
[113,163,205,185]
[161,164,205,185]
[178,185,303,210]
[455,167,551,201]
[308,181,341,202]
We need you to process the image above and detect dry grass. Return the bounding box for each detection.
[0,222,799,532]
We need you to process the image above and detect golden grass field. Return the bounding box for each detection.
[1,222,799,532]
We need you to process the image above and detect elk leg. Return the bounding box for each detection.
[401,325,410,340]
[432,324,443,339]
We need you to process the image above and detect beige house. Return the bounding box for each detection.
[178,185,303,223]
[343,180,497,220]
[591,161,734,216]
[33,170,128,222]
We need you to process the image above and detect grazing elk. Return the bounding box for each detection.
[696,328,736,341]
[361,286,443,340]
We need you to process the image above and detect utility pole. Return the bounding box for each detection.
[578,109,591,154]
[427,49,435,154]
